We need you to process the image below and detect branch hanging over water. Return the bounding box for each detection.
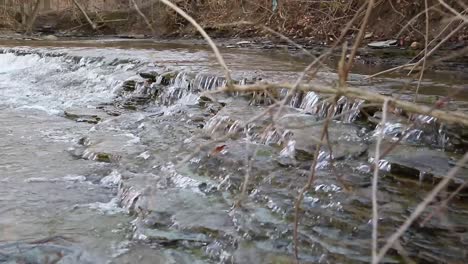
[158,0,233,88]
[216,83,468,127]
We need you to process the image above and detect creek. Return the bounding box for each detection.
[0,39,467,263]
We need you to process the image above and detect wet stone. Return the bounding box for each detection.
[173,210,234,235]
[135,187,227,215]
[233,241,307,264]
[64,107,107,124]
[0,239,95,264]
[204,99,266,136]
[114,246,207,264]
[122,80,137,92]
[81,133,144,163]
[6,46,468,264]
[445,124,468,153]
[193,141,280,190]
[231,206,286,240]
[158,71,178,85]
[135,224,211,245]
[368,111,406,125]
[369,142,468,186]
[139,71,159,82]
[370,112,448,148]
[142,212,173,228]
[290,121,367,161]
[132,186,234,237]
[276,113,319,129]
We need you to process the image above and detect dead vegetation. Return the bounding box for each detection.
[1,0,467,44]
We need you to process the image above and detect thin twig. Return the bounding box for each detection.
[345,0,375,76]
[237,139,259,206]
[371,99,388,264]
[375,152,468,262]
[420,179,468,227]
[158,0,233,88]
[220,83,468,127]
[408,20,467,74]
[414,0,430,102]
[131,0,155,35]
[293,101,336,261]
[438,0,468,23]
[272,2,369,122]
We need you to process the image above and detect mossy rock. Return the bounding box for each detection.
[95,152,113,163]
[139,71,159,82]
[122,80,136,92]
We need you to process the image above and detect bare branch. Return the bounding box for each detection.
[158,0,233,88]
[345,0,375,75]
[25,0,42,35]
[438,0,468,23]
[72,0,97,30]
[414,0,430,102]
[131,0,155,35]
[371,99,388,264]
[220,83,468,127]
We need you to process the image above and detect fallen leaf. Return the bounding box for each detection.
[211,144,227,155]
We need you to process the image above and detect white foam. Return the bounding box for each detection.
[0,50,138,114]
[24,175,87,183]
[100,170,122,186]
[86,198,126,215]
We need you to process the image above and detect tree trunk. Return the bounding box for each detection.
[25,0,42,35]
[72,0,97,30]
[43,0,51,10]
[20,2,27,27]
[130,0,155,36]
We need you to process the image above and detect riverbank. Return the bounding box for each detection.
[2,1,467,49]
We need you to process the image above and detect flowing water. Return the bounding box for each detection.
[1,39,467,263]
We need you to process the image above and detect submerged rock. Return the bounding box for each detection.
[204,99,270,137]
[0,238,95,264]
[233,241,303,264]
[446,124,468,153]
[114,246,207,264]
[230,206,286,240]
[194,140,280,190]
[64,107,106,124]
[276,113,318,129]
[122,80,137,92]
[289,121,367,161]
[369,142,468,186]
[122,176,235,245]
[81,133,144,163]
[139,71,159,82]
[135,225,211,244]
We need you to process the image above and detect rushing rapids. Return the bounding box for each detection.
[1,41,468,263]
